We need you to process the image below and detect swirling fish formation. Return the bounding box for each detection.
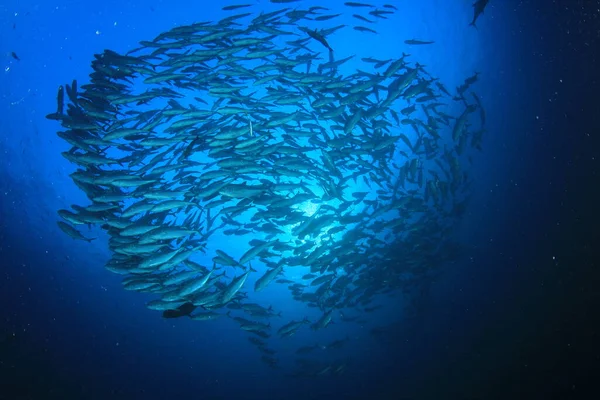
[48,2,485,377]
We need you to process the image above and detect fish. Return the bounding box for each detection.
[298,27,334,52]
[254,265,283,292]
[221,269,253,304]
[404,39,435,45]
[470,0,490,28]
[162,302,196,318]
[310,309,333,331]
[323,335,350,350]
[344,2,375,7]
[354,26,377,34]
[278,318,310,337]
[222,4,252,11]
[45,86,65,120]
[56,221,96,243]
[314,14,342,21]
[352,14,374,23]
[191,311,223,321]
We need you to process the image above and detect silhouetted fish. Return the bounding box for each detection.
[162,302,196,318]
[470,0,490,28]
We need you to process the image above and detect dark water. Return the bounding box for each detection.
[1,0,598,399]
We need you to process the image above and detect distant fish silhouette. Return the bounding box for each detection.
[404,39,434,45]
[11,52,20,61]
[470,0,490,28]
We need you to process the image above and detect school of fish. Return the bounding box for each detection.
[47,1,488,377]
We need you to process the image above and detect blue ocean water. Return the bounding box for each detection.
[1,1,597,399]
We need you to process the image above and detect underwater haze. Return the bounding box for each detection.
[2,1,598,399]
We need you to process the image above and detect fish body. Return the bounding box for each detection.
[254,265,283,292]
[162,302,196,319]
[470,0,490,28]
[404,39,434,45]
[57,221,96,243]
[298,27,333,52]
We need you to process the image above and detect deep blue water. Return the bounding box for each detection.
[1,1,599,399]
